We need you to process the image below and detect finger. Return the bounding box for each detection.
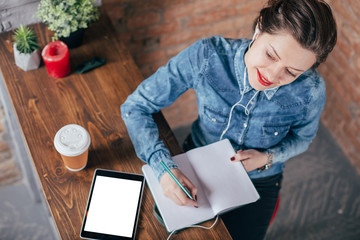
[239,150,253,161]
[169,193,184,206]
[230,150,249,162]
[180,178,198,207]
[174,188,198,207]
[182,177,198,200]
[240,158,248,167]
[240,159,251,172]
[230,150,241,162]
[162,184,185,206]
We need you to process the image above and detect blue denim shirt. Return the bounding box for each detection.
[121,36,325,181]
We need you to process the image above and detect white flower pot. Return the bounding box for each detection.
[13,43,41,71]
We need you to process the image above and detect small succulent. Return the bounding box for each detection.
[13,25,39,54]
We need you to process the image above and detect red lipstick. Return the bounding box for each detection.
[257,69,273,86]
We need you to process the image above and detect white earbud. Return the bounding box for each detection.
[252,28,260,40]
[249,28,260,47]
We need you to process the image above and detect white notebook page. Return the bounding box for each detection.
[186,139,259,214]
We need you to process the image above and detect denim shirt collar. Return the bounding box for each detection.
[234,39,279,100]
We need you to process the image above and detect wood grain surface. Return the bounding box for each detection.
[0,10,231,240]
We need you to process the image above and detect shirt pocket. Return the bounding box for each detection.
[201,105,228,134]
[260,124,290,148]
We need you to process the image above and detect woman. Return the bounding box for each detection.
[121,0,337,239]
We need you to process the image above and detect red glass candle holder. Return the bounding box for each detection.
[42,41,70,78]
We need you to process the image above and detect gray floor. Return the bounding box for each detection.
[0,123,359,240]
[265,124,360,240]
[173,123,360,240]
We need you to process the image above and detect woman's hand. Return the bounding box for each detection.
[230,149,268,172]
[160,168,198,207]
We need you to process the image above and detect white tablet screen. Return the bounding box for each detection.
[84,176,143,237]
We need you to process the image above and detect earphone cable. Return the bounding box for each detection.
[220,67,259,140]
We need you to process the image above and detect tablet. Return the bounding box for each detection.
[80,169,145,240]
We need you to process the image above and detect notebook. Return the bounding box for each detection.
[142,139,260,232]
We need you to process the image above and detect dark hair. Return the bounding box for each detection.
[254,0,337,68]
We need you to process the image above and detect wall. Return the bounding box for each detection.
[102,0,360,174]
[317,0,360,173]
[102,0,267,128]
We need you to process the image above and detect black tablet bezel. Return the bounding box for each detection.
[80,169,145,240]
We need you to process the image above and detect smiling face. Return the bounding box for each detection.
[244,31,317,91]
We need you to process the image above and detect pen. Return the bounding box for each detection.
[159,160,194,201]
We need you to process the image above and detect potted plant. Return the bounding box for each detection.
[13,25,41,71]
[35,0,100,48]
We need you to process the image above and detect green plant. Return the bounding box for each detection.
[35,0,100,40]
[13,25,39,54]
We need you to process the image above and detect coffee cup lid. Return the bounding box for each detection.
[54,124,91,157]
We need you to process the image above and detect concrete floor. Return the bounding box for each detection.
[265,123,360,240]
[0,182,58,240]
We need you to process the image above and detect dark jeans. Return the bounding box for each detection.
[183,134,283,240]
[221,173,282,240]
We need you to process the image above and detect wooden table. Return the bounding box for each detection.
[0,12,231,240]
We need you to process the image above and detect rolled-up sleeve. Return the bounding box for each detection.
[121,39,206,180]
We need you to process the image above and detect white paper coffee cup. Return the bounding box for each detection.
[54,124,91,171]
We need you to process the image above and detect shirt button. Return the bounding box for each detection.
[125,113,129,117]
[274,131,278,136]
[243,123,247,128]
[211,118,217,122]
[239,139,242,143]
